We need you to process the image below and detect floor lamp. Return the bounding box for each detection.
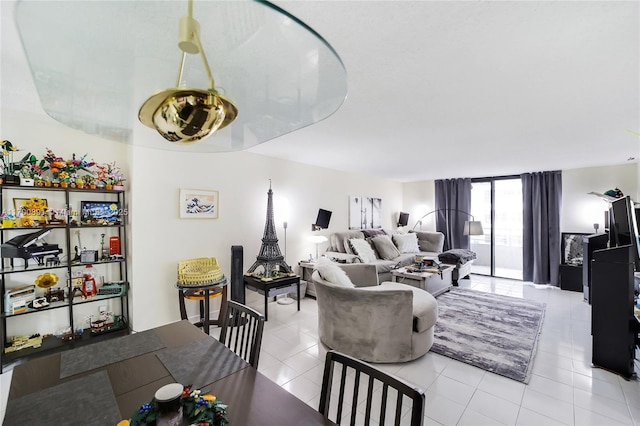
[412,209,483,247]
[277,221,294,305]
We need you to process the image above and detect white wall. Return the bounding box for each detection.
[128,145,403,331]
[561,163,638,233]
[1,110,404,334]
[401,180,436,231]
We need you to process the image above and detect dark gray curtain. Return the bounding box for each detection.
[522,171,562,285]
[435,178,472,251]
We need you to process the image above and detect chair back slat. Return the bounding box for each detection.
[219,300,265,368]
[319,350,425,426]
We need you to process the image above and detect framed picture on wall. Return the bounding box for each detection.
[179,188,219,219]
[348,196,382,229]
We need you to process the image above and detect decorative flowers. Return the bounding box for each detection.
[126,385,228,426]
[1,140,18,176]
[0,144,125,189]
[96,161,125,185]
[22,197,47,214]
[35,273,59,289]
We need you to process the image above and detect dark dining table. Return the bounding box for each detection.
[4,320,334,425]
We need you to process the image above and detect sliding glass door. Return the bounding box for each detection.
[470,178,523,279]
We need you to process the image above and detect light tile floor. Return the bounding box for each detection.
[1,274,639,425]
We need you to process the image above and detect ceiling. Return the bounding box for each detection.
[1,1,639,183]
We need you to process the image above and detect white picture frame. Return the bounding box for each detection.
[179,188,219,219]
[349,196,382,229]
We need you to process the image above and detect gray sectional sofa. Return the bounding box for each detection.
[324,229,444,281]
[312,229,473,288]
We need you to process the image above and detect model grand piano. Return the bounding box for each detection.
[1,228,62,267]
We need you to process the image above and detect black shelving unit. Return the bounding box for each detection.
[0,184,129,372]
[591,245,636,378]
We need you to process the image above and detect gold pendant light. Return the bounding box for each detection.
[138,0,237,144]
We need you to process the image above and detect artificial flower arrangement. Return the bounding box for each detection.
[96,161,125,187]
[0,143,126,189]
[121,385,229,426]
[0,140,19,176]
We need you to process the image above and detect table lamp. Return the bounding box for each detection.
[308,235,328,260]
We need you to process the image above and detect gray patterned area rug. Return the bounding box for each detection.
[431,288,546,383]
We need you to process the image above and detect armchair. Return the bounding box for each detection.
[312,262,438,363]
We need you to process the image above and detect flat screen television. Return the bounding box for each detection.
[314,209,332,230]
[397,212,410,227]
[610,195,640,271]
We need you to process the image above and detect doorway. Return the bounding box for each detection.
[470,178,523,279]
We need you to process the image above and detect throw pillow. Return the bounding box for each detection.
[411,231,444,252]
[362,229,387,238]
[315,260,354,287]
[349,238,378,263]
[371,235,401,260]
[392,233,420,253]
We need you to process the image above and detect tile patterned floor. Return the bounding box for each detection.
[2,274,639,425]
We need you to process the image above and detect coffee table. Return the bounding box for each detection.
[391,265,453,296]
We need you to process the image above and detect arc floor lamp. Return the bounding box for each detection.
[412,209,484,237]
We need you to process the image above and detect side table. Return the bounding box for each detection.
[298,261,317,297]
[177,278,228,335]
[244,274,300,321]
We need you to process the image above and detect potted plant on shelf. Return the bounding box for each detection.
[83,175,96,189]
[59,171,70,188]
[97,161,125,190]
[42,148,66,187]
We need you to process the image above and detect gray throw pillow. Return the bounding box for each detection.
[362,229,387,238]
[371,235,401,260]
[411,231,444,252]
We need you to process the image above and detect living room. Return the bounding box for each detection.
[1,1,639,425]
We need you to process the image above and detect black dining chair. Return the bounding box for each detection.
[319,350,425,426]
[218,300,265,368]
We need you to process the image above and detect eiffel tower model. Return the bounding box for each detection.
[246,182,294,280]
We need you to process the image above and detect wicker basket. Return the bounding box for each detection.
[177,257,224,286]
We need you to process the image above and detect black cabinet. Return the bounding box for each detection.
[559,264,582,292]
[582,233,609,304]
[0,185,129,372]
[591,245,636,378]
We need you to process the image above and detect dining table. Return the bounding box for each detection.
[3,320,334,425]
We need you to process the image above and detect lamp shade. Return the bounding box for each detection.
[463,221,484,236]
[308,235,328,244]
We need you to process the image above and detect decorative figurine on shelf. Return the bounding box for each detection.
[81,265,97,298]
[35,272,59,289]
[44,287,65,303]
[100,233,109,260]
[604,188,624,198]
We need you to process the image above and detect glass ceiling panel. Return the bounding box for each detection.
[14,0,347,152]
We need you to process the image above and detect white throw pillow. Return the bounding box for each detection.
[315,260,354,287]
[392,233,420,253]
[349,238,378,263]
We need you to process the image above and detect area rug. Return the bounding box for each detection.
[431,288,546,383]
